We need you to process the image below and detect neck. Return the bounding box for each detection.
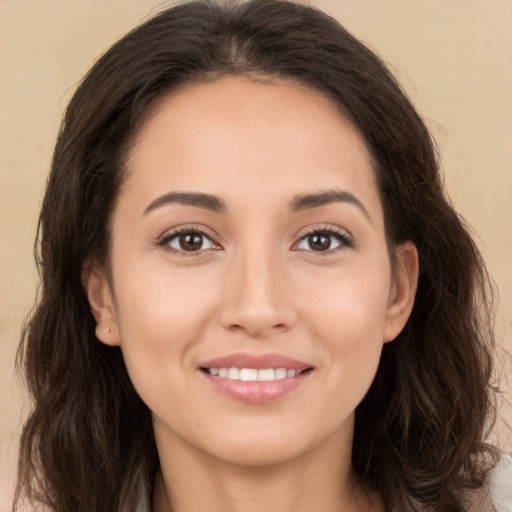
[152,426,382,512]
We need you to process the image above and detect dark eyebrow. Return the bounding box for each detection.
[289,189,370,220]
[143,192,226,216]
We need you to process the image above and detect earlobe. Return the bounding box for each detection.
[384,241,419,343]
[82,263,121,346]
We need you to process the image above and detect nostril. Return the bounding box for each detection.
[219,290,298,336]
[224,321,289,337]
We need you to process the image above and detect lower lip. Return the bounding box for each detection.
[200,370,312,404]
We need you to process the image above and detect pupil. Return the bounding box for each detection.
[179,233,203,251]
[309,233,330,251]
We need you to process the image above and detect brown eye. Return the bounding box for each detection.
[166,231,216,252]
[307,233,332,251]
[178,233,204,251]
[295,229,351,252]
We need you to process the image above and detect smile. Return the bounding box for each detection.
[198,353,314,404]
[203,367,304,381]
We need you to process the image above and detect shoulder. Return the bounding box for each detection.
[461,452,512,512]
[487,451,512,512]
[406,453,512,512]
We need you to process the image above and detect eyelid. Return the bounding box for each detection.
[291,225,354,252]
[156,224,223,255]
[154,223,353,255]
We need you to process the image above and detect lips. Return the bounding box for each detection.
[199,353,313,404]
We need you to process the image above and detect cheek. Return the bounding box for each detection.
[299,260,391,338]
[115,258,219,332]
[111,262,220,383]
[298,262,391,384]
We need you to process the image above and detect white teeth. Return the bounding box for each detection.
[275,368,287,380]
[207,367,299,381]
[257,368,275,381]
[239,368,258,381]
[227,368,240,380]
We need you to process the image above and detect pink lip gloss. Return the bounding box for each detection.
[198,352,313,404]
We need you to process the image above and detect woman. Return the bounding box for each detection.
[14,1,510,511]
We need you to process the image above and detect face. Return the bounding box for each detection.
[85,76,417,468]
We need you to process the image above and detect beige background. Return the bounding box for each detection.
[1,0,511,509]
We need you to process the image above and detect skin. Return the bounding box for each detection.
[84,75,418,512]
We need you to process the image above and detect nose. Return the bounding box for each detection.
[219,245,298,338]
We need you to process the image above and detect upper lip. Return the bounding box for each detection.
[199,352,312,371]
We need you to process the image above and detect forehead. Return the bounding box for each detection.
[122,75,380,217]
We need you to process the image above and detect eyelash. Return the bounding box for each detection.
[294,226,353,253]
[157,225,353,255]
[157,227,220,256]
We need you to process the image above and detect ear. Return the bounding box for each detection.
[82,262,121,346]
[383,241,419,343]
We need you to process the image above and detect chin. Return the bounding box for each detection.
[198,417,351,469]
[209,439,308,468]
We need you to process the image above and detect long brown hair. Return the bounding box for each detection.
[15,1,498,510]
